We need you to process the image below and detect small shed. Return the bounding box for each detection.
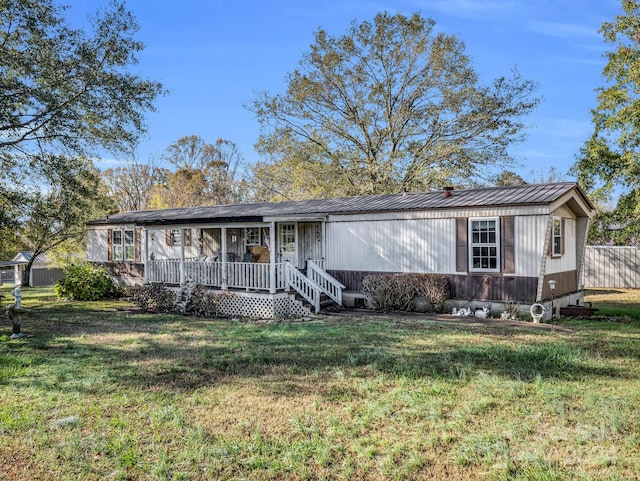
[11,251,67,287]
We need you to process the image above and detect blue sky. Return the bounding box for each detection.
[68,0,622,183]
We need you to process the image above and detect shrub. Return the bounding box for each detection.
[191,285,235,318]
[126,283,176,313]
[54,264,117,301]
[361,273,449,313]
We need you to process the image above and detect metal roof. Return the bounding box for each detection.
[87,182,593,226]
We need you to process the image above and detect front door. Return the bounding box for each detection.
[277,223,297,267]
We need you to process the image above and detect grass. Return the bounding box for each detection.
[1,286,639,480]
[584,288,640,321]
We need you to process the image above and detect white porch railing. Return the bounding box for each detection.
[308,260,345,305]
[284,262,322,313]
[147,259,283,291]
[146,259,342,313]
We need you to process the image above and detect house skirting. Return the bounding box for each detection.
[203,290,312,319]
[328,270,579,304]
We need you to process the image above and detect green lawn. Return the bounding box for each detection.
[1,287,639,480]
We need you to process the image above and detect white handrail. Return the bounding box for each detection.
[307,260,345,305]
[284,262,322,313]
[147,259,283,291]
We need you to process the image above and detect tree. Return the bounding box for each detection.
[157,136,245,207]
[18,155,114,285]
[250,12,539,198]
[0,0,164,219]
[491,170,527,187]
[102,155,165,211]
[572,0,640,210]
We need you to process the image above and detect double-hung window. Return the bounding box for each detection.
[469,218,500,271]
[552,217,562,256]
[113,229,135,261]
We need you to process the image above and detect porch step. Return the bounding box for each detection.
[293,292,344,313]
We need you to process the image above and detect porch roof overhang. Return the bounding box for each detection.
[263,214,327,222]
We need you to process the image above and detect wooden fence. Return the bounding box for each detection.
[582,246,640,288]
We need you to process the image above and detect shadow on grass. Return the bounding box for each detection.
[2,302,636,395]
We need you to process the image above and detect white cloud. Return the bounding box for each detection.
[413,0,519,20]
[529,21,600,39]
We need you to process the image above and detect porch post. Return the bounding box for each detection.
[143,228,148,283]
[221,227,228,289]
[179,228,186,285]
[269,222,276,293]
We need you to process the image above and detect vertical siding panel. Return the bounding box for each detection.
[583,246,640,288]
[326,218,455,274]
[515,216,547,277]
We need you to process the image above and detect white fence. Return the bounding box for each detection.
[583,246,640,288]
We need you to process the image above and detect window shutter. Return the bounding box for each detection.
[184,229,192,247]
[107,229,113,262]
[456,218,468,272]
[502,216,515,274]
[135,228,141,263]
[548,219,553,257]
[166,229,171,246]
[561,219,565,255]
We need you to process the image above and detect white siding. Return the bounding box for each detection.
[545,218,577,274]
[326,218,456,273]
[87,228,109,262]
[147,228,199,260]
[514,216,547,277]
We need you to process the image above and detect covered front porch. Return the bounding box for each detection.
[141,221,343,314]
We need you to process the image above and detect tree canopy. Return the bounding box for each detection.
[0,0,163,159]
[148,136,245,208]
[250,12,539,198]
[572,0,640,211]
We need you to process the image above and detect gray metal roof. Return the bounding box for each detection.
[87,182,593,226]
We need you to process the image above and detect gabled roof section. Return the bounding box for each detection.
[87,182,594,226]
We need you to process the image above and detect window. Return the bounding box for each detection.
[112,229,135,261]
[245,227,261,246]
[112,230,123,261]
[170,229,181,246]
[552,217,562,256]
[279,223,295,254]
[469,218,500,271]
[166,228,191,247]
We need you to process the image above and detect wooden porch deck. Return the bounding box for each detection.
[146,258,343,314]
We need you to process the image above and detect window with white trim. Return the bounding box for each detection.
[552,217,562,256]
[245,227,261,246]
[113,229,135,261]
[469,218,500,271]
[170,229,181,246]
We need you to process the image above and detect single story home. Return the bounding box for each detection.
[86,182,594,319]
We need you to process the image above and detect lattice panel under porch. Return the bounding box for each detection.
[216,291,311,318]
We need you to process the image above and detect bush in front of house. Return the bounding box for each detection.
[361,273,449,313]
[54,263,117,301]
[126,283,176,313]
